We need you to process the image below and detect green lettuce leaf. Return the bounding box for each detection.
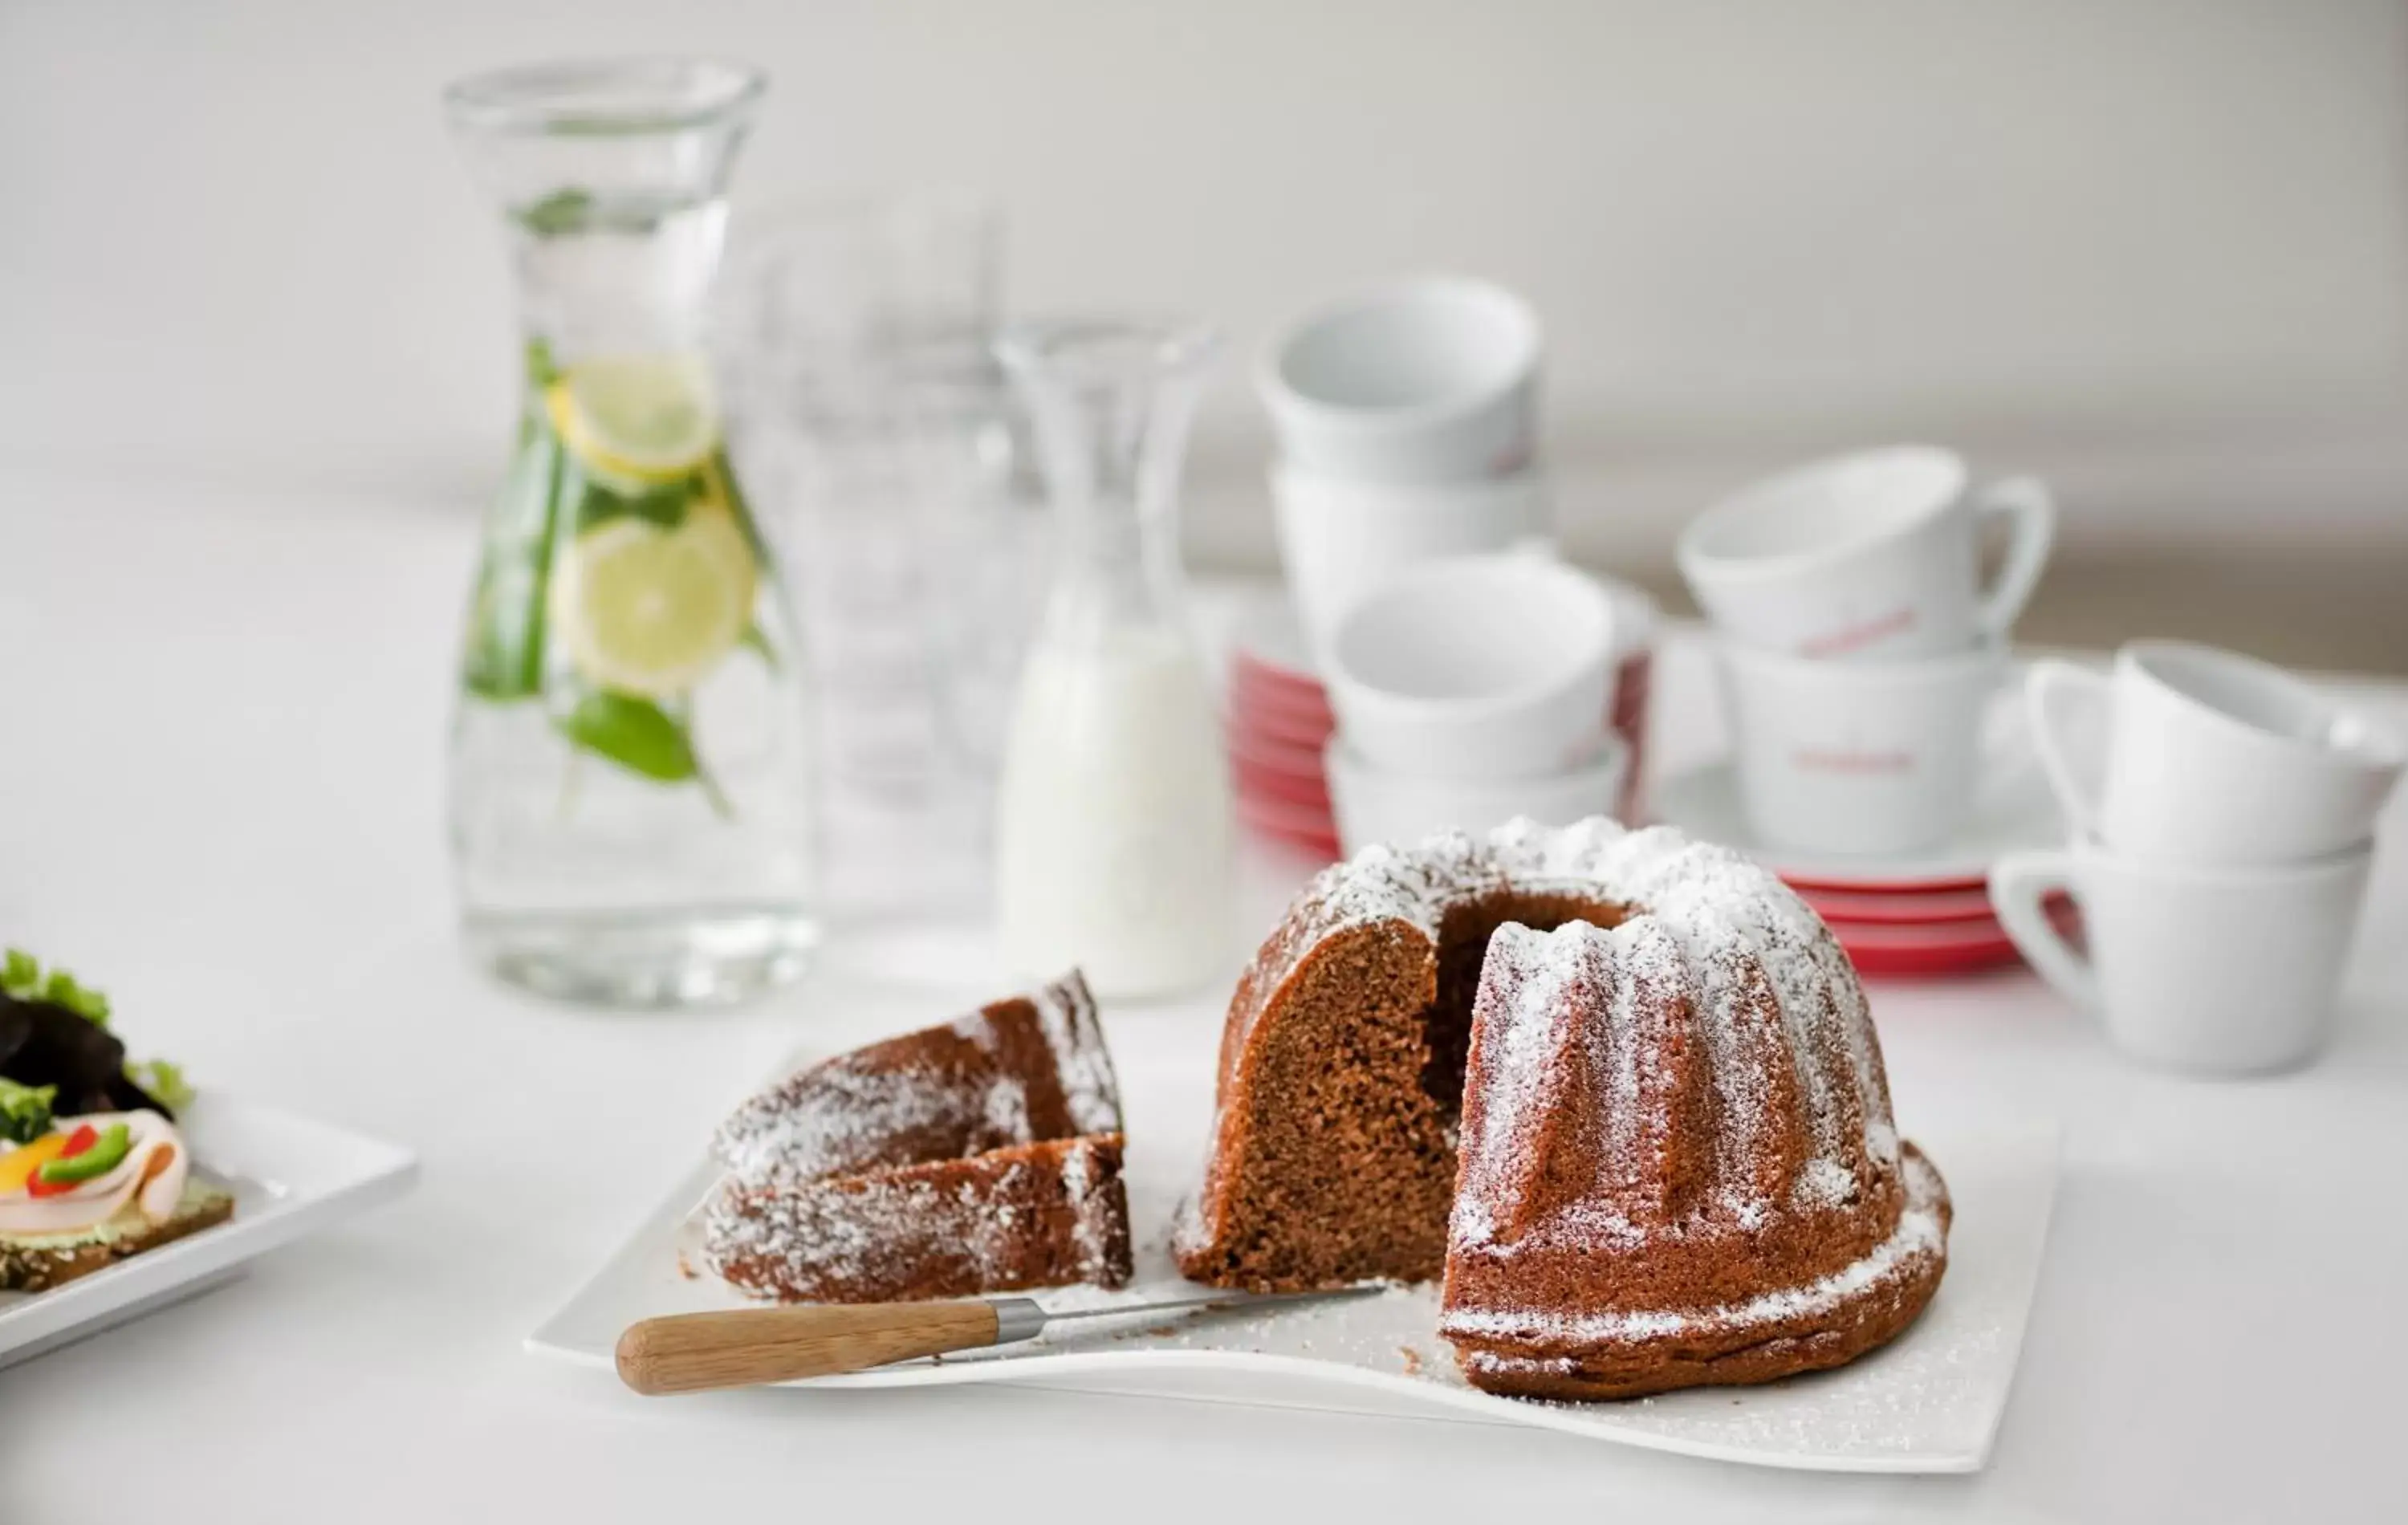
[0,1077,56,1145]
[1,948,110,1027]
[127,1059,195,1113]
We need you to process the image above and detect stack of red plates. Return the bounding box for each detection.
[1652,762,2073,978]
[1227,627,1343,860]
[1788,876,2076,978]
[1223,591,1658,864]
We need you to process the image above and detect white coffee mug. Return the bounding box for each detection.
[1678,445,2055,661]
[1719,637,2007,856]
[1325,553,1616,782]
[1259,276,1541,483]
[1990,838,2373,1075]
[2027,642,2404,867]
[1271,462,1548,653]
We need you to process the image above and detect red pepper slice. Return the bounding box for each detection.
[55,1124,97,1159]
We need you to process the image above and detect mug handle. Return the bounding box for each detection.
[2024,660,2106,835]
[1971,475,2056,640]
[1989,850,2097,1011]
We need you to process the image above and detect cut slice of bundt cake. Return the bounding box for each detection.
[1173,817,1947,1398]
[1438,919,1949,1399]
[702,970,1133,1302]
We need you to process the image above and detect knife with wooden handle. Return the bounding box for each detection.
[616,1286,1380,1396]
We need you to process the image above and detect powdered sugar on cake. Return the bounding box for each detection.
[714,1054,1002,1185]
[1441,1146,1947,1348]
[713,973,1118,1189]
[1031,974,1122,1139]
[1277,816,1898,1223]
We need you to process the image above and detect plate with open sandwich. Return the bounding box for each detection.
[533,828,2060,1478]
[1,950,418,1368]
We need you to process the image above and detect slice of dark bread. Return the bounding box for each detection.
[0,1183,235,1293]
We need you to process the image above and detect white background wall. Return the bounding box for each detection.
[4,0,2405,568]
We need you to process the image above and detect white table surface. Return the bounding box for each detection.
[3,470,2405,1522]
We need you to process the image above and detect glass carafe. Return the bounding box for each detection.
[992,321,1233,998]
[443,59,815,1007]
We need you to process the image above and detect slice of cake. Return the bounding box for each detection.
[699,970,1133,1303]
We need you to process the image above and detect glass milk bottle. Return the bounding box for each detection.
[992,321,1233,998]
[442,59,815,1007]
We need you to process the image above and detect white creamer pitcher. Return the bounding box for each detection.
[991,320,1234,998]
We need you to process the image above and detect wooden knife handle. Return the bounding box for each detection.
[616,1301,1003,1396]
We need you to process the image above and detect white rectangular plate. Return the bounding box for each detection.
[531,1114,2058,1474]
[0,1093,419,1368]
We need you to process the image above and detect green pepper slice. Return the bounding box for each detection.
[34,1121,132,1185]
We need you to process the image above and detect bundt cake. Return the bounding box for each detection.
[1173,817,1949,1399]
[702,971,1133,1302]
[1442,918,1950,1397]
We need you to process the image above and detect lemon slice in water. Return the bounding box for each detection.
[553,506,755,699]
[547,352,720,486]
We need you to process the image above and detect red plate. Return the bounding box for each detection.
[1837,917,2011,949]
[1785,867,1991,895]
[1234,780,1336,833]
[1235,791,1340,860]
[1230,671,1333,731]
[1807,885,2075,929]
[1832,897,2080,977]
[1844,936,2024,978]
[1231,645,1324,700]
[1800,885,2001,927]
[1229,693,1335,751]
[1835,917,2020,978]
[1254,829,1342,864]
[1226,722,1327,783]
[1230,749,1332,811]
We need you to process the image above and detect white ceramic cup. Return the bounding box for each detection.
[1678,445,2055,661]
[1326,733,1629,852]
[1990,838,2372,1075]
[2027,641,2403,868]
[1324,553,1616,782]
[1259,276,1541,484]
[1271,462,1549,653]
[1719,637,2008,856]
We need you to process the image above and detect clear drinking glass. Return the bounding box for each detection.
[721,193,1041,915]
[991,320,1234,998]
[444,59,816,1007]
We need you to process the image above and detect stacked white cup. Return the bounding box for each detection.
[1678,446,2056,856]
[1318,554,1629,849]
[1261,276,1552,649]
[1990,642,2402,1075]
[1258,278,1636,846]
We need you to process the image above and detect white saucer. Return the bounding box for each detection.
[1654,757,2064,891]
